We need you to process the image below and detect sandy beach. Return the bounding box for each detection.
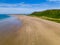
[0,15,60,45]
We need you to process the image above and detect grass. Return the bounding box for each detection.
[40,16,60,23]
[29,15,60,23]
[29,9,60,23]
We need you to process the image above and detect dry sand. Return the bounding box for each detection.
[0,15,60,45]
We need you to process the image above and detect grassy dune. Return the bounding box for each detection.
[30,9,60,23]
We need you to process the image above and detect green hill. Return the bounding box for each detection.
[30,9,60,23]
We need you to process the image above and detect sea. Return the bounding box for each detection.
[0,14,10,20]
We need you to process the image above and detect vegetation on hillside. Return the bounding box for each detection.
[30,9,60,23]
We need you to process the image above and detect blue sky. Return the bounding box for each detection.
[0,0,60,14]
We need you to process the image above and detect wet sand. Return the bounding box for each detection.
[0,16,22,45]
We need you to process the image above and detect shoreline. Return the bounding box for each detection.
[0,16,22,35]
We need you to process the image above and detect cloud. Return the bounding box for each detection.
[0,7,47,14]
[0,3,49,14]
[0,3,22,7]
[0,8,33,14]
[0,2,60,14]
[0,2,49,8]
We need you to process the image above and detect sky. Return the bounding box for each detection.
[0,0,60,14]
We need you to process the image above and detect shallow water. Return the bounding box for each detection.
[0,15,22,35]
[0,16,22,45]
